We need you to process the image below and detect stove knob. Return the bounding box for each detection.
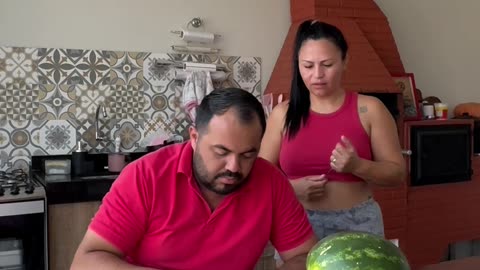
[10,183,19,195]
[0,186,4,196]
[25,183,35,194]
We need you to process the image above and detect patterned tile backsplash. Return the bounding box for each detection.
[0,46,262,172]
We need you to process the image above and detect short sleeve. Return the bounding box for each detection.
[89,161,151,255]
[270,172,314,252]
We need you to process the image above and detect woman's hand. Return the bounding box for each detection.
[290,175,328,201]
[330,136,361,173]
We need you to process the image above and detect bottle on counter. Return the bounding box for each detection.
[114,135,121,153]
[71,141,88,177]
[109,136,126,173]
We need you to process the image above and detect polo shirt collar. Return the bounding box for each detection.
[177,141,194,178]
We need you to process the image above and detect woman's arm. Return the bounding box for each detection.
[258,101,288,165]
[352,96,406,186]
[70,230,157,270]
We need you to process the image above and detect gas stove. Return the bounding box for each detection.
[0,168,47,270]
[0,169,45,202]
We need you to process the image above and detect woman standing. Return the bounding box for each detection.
[259,20,406,245]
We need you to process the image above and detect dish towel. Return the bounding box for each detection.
[182,70,214,122]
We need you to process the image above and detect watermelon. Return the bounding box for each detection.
[306,231,410,270]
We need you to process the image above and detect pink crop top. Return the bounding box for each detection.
[279,92,372,182]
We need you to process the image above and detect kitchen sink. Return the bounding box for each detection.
[78,174,119,180]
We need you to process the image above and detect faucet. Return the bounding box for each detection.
[95,103,108,141]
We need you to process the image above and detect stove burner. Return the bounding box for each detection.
[0,168,27,179]
[0,168,36,197]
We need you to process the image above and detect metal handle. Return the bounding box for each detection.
[402,150,412,156]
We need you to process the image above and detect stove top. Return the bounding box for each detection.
[0,169,45,202]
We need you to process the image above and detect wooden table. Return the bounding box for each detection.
[421,257,480,270]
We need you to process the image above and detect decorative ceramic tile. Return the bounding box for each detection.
[0,129,9,149]
[144,116,175,139]
[143,53,176,90]
[30,120,77,155]
[167,82,192,138]
[37,48,110,86]
[172,83,188,119]
[37,48,78,85]
[70,117,113,152]
[142,118,173,148]
[202,55,235,89]
[171,116,192,139]
[0,44,263,171]
[0,119,49,159]
[76,50,110,86]
[233,56,261,95]
[110,51,145,86]
[143,81,177,120]
[0,150,9,170]
[0,47,39,87]
[168,53,212,64]
[36,84,76,120]
[0,83,40,121]
[0,155,30,174]
[111,119,144,151]
[144,116,175,137]
[203,54,237,70]
[74,84,111,120]
[143,53,178,119]
[105,85,145,120]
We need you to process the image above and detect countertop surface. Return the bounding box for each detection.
[33,171,119,205]
[421,256,480,270]
[31,151,148,204]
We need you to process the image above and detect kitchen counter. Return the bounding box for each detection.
[31,151,147,204]
[33,171,118,204]
[421,257,480,270]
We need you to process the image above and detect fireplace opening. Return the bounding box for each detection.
[443,239,480,261]
[361,92,400,120]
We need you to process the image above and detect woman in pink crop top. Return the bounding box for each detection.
[259,20,406,264]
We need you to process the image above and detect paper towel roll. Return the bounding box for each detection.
[180,30,215,44]
[185,62,217,71]
[175,70,227,82]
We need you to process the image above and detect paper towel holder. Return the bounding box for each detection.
[188,17,202,28]
[170,30,221,39]
[170,17,222,38]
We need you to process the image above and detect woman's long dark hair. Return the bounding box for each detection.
[284,20,349,140]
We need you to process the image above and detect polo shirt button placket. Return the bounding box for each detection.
[202,221,215,235]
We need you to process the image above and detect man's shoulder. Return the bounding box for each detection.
[252,157,289,181]
[143,142,186,159]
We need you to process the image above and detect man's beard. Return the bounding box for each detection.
[192,151,247,195]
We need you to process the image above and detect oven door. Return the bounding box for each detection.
[0,200,46,270]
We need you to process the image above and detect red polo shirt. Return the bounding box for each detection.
[89,142,313,270]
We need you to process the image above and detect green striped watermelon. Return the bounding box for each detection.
[307,231,410,270]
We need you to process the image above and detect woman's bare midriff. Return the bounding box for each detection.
[300,180,372,211]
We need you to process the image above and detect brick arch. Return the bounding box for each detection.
[265,0,405,99]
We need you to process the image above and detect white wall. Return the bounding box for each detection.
[375,0,480,110]
[2,0,480,111]
[0,0,291,91]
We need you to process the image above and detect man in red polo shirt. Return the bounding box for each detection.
[70,88,318,270]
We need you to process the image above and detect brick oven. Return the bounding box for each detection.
[265,0,480,269]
